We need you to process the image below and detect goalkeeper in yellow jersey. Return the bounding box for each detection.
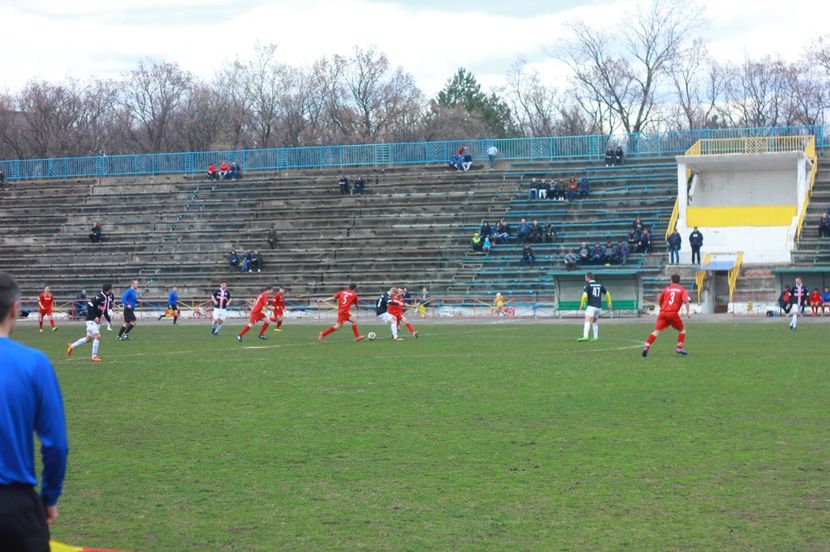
[577,272,612,342]
[492,292,506,317]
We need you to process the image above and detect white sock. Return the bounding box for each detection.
[71,337,87,348]
[592,324,599,339]
[583,321,590,338]
[390,323,398,338]
[792,313,798,328]
[92,339,100,356]
[216,324,223,334]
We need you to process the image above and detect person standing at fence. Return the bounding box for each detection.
[0,272,69,551]
[577,272,612,342]
[487,145,498,170]
[667,229,682,265]
[689,227,704,265]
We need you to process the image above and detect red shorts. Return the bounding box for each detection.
[655,312,684,331]
[272,308,284,317]
[39,308,52,317]
[337,311,353,324]
[249,311,267,324]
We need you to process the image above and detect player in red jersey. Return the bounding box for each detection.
[37,286,57,332]
[317,283,364,342]
[642,274,690,357]
[387,288,417,339]
[237,286,273,341]
[270,287,286,332]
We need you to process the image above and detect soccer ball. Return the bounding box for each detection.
[367,332,377,341]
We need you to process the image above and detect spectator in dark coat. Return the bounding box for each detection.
[89,222,102,243]
[0,169,5,186]
[615,146,624,165]
[667,229,682,264]
[228,250,240,268]
[520,243,536,266]
[627,227,641,248]
[605,148,615,166]
[618,241,630,264]
[495,219,511,242]
[590,242,604,264]
[229,162,242,180]
[528,221,543,243]
[339,176,350,195]
[251,250,263,272]
[543,223,557,243]
[563,249,578,271]
[528,178,538,200]
[267,225,279,249]
[689,226,704,264]
[242,250,254,272]
[819,213,830,238]
[638,228,651,253]
[479,220,492,240]
[778,285,793,314]
[552,180,565,201]
[603,241,618,264]
[353,176,365,194]
[578,175,590,197]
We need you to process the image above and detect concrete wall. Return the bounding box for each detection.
[694,169,795,206]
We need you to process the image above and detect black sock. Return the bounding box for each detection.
[173,316,178,325]
[125,324,135,334]
[118,326,126,337]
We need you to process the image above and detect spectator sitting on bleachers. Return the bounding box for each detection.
[819,213,830,237]
[638,228,651,253]
[615,146,624,165]
[528,221,543,243]
[353,176,365,194]
[517,218,530,241]
[0,169,5,187]
[778,285,792,314]
[605,147,615,166]
[339,176,350,194]
[480,220,492,240]
[448,154,462,171]
[528,178,538,200]
[627,227,641,247]
[822,286,830,315]
[618,241,630,264]
[578,242,590,263]
[462,154,473,172]
[218,161,231,180]
[603,241,618,264]
[89,222,102,243]
[543,223,557,242]
[590,242,604,264]
[495,219,511,242]
[809,288,822,316]
[267,225,279,249]
[566,177,578,202]
[520,243,535,266]
[482,236,493,254]
[228,250,240,268]
[578,175,590,197]
[207,163,218,180]
[564,249,578,271]
[242,250,254,272]
[552,179,565,201]
[538,179,550,200]
[251,249,263,273]
[471,232,483,251]
[632,216,644,232]
[229,162,242,180]
[456,145,467,157]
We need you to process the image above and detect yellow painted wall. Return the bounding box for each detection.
[686,205,796,227]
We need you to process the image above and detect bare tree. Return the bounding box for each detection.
[122,59,193,152]
[669,40,725,129]
[719,57,788,128]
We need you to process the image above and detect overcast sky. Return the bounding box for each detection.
[1,0,826,96]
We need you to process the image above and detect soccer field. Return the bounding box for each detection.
[18,320,830,551]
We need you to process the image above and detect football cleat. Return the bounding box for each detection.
[90,355,102,363]
[576,337,589,342]
[413,331,418,339]
[66,344,73,357]
[39,329,43,333]
[642,347,649,357]
[257,335,267,340]
[236,335,242,342]
[318,332,324,342]
[273,328,282,332]
[355,335,366,342]
[675,348,688,356]
[51,326,58,332]
[394,337,404,341]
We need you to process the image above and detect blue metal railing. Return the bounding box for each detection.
[0,125,825,182]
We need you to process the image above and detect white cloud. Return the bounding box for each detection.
[0,0,826,97]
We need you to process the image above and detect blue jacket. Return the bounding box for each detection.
[168,290,178,306]
[121,287,138,309]
[0,338,68,506]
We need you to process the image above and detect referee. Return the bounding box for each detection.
[118,280,139,341]
[0,272,69,550]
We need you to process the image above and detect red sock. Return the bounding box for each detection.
[677,332,686,348]
[39,320,43,330]
[321,326,336,337]
[259,323,269,336]
[239,325,251,337]
[50,318,55,328]
[405,322,415,335]
[277,319,283,329]
[645,333,657,347]
[351,324,360,338]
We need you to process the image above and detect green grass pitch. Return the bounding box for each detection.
[15,319,830,551]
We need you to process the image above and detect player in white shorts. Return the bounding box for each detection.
[577,272,612,342]
[67,282,112,362]
[375,287,400,339]
[211,281,232,335]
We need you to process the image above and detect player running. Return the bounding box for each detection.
[211,281,232,335]
[376,287,401,340]
[577,272,612,342]
[157,286,181,324]
[117,280,139,341]
[492,292,506,317]
[642,274,690,357]
[388,288,417,339]
[271,287,286,332]
[37,286,57,332]
[237,286,273,341]
[318,283,364,342]
[788,277,808,330]
[67,282,113,362]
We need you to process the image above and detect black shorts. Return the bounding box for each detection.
[124,308,137,323]
[0,485,50,552]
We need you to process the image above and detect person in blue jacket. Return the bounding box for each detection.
[118,280,139,341]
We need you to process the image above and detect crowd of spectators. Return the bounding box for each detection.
[561,216,650,270]
[526,175,590,202]
[778,285,830,316]
[605,146,625,166]
[338,176,367,195]
[228,249,263,273]
[208,161,243,181]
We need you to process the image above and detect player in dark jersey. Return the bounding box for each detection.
[577,272,612,342]
[211,281,232,335]
[375,288,400,340]
[789,277,808,330]
[67,282,112,362]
